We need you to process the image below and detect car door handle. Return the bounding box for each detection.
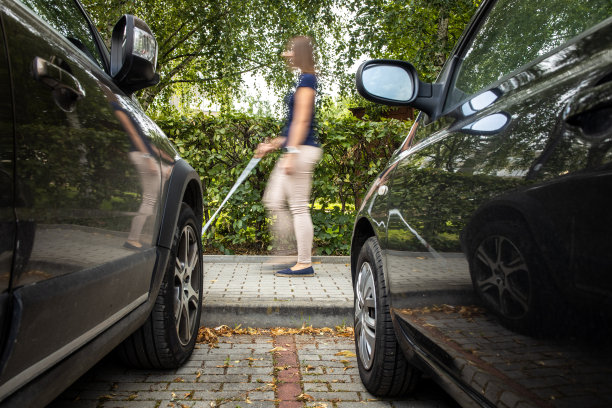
[31,57,85,100]
[563,80,612,141]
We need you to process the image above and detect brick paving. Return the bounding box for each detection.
[200,256,354,328]
[49,333,458,408]
[43,255,612,407]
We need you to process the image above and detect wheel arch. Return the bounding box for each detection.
[351,217,377,284]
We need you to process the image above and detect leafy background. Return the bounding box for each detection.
[155,110,412,255]
[80,0,481,254]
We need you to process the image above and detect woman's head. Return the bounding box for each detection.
[282,36,316,74]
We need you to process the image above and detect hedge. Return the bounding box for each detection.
[156,111,412,255]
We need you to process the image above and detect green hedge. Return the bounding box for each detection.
[156,111,412,255]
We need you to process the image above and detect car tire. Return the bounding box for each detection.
[354,236,420,396]
[118,203,203,368]
[467,220,553,334]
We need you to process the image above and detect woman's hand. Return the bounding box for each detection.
[281,153,296,175]
[255,142,276,158]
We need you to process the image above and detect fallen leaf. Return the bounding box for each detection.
[269,347,287,352]
[173,377,185,383]
[296,393,314,402]
[334,350,356,357]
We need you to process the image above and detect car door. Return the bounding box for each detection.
[0,0,161,399]
[0,9,14,370]
[384,0,612,405]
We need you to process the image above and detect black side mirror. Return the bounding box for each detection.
[111,15,159,94]
[356,59,443,119]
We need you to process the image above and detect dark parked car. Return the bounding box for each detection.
[351,0,612,406]
[0,1,204,406]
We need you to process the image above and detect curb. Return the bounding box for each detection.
[200,301,353,329]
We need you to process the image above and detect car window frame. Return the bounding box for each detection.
[73,0,110,72]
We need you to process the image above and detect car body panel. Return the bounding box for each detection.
[0,11,13,377]
[0,0,201,404]
[353,0,612,406]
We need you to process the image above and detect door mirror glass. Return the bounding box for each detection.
[356,60,419,104]
[361,65,414,102]
[110,15,159,93]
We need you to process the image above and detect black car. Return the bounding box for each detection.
[0,1,204,406]
[351,0,612,406]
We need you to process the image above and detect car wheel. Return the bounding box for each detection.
[468,220,550,334]
[354,236,419,396]
[119,203,203,368]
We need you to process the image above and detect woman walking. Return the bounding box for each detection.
[255,36,322,277]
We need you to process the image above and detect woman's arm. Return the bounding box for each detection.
[255,136,286,158]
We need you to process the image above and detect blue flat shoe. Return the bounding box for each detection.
[275,266,315,277]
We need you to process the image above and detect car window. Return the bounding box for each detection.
[445,0,612,110]
[17,0,104,68]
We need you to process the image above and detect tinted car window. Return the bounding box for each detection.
[17,0,104,68]
[446,0,612,109]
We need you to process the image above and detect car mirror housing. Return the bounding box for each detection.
[111,15,159,94]
[356,59,444,119]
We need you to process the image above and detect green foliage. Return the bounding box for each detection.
[80,0,340,110]
[156,111,411,254]
[343,0,481,84]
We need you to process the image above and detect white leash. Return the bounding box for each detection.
[201,156,261,236]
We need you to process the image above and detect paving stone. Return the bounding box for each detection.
[308,391,360,401]
[336,401,392,407]
[101,401,159,408]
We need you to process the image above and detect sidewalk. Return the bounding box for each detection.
[201,256,353,328]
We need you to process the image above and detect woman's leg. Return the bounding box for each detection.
[263,159,295,254]
[287,146,322,265]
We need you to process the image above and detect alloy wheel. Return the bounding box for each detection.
[355,261,377,370]
[173,224,201,346]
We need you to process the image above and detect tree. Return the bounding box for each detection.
[81,0,340,110]
[342,0,480,84]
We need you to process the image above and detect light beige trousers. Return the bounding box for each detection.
[263,145,322,264]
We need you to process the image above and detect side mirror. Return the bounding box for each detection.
[356,59,443,119]
[356,60,419,104]
[111,15,159,94]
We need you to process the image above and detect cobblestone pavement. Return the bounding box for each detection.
[204,259,353,306]
[200,257,354,328]
[49,333,458,408]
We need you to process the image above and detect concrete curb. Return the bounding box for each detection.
[201,301,353,328]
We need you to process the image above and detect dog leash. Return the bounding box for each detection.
[201,156,261,235]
